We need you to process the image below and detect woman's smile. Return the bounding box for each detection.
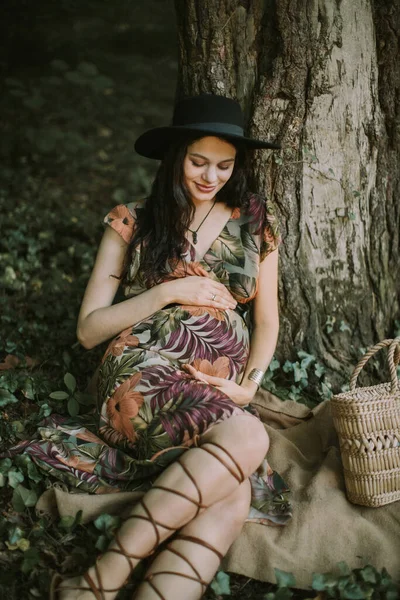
[194,182,217,193]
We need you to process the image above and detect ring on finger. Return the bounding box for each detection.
[211,293,216,301]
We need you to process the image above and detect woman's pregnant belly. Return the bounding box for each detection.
[130,304,250,378]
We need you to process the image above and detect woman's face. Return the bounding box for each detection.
[182,136,237,205]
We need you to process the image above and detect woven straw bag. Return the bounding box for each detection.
[331,337,400,507]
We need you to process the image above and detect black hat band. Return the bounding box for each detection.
[174,122,244,136]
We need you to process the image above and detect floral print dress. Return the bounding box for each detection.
[5,193,291,526]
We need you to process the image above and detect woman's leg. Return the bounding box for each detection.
[56,414,268,600]
[134,480,251,600]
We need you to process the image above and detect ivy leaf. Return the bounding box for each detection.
[0,458,12,473]
[91,74,114,90]
[94,513,120,533]
[340,321,352,333]
[11,420,25,434]
[8,468,25,488]
[210,570,231,596]
[23,95,45,110]
[314,363,325,378]
[275,568,296,588]
[51,59,69,71]
[338,562,351,576]
[95,534,109,552]
[312,572,338,591]
[282,361,293,373]
[27,461,42,484]
[38,403,52,417]
[379,567,393,588]
[320,381,333,400]
[75,391,95,405]
[12,484,38,512]
[293,362,308,383]
[68,397,80,416]
[8,525,25,545]
[64,70,88,85]
[21,547,41,574]
[0,389,18,407]
[49,390,69,400]
[63,350,72,368]
[77,61,99,77]
[64,373,77,393]
[288,386,302,401]
[342,582,367,599]
[22,378,35,400]
[0,473,5,487]
[17,538,30,551]
[58,516,76,531]
[357,565,377,584]
[297,350,315,369]
[312,573,328,591]
[269,358,280,372]
[59,510,82,531]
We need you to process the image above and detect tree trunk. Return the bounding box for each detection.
[174,0,400,386]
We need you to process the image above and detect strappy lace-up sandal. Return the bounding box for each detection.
[141,441,245,600]
[143,534,224,600]
[49,567,122,600]
[49,441,244,599]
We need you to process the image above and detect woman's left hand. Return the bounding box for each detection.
[183,364,253,406]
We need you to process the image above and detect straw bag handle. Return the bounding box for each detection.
[349,337,400,393]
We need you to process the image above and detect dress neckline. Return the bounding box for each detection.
[186,208,238,263]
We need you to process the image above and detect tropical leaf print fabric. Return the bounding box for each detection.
[4,193,291,526]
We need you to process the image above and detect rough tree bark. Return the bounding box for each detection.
[174,0,400,385]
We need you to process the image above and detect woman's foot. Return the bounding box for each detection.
[53,569,122,600]
[56,575,94,600]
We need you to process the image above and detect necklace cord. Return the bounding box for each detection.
[187,199,217,244]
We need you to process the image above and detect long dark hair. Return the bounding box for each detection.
[122,133,251,287]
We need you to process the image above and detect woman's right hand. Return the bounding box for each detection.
[163,276,237,310]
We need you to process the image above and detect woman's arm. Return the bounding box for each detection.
[76,227,173,349]
[238,247,279,400]
[183,248,279,405]
[77,227,237,350]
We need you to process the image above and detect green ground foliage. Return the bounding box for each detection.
[0,1,398,598]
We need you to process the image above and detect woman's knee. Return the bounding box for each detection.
[249,416,269,456]
[202,415,269,474]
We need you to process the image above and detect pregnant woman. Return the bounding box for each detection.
[9,94,288,599]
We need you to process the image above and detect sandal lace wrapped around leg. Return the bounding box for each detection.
[50,564,123,600]
[49,441,244,599]
[142,440,245,599]
[105,439,244,570]
[144,535,224,600]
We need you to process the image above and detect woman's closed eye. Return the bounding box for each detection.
[191,160,231,170]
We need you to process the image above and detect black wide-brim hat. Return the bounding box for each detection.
[134,94,281,160]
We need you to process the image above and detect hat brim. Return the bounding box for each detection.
[134,126,281,160]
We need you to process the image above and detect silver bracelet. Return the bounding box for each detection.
[247,368,264,388]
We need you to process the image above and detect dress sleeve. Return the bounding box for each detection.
[260,198,282,262]
[103,204,136,244]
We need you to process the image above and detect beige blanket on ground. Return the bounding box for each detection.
[37,390,400,589]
